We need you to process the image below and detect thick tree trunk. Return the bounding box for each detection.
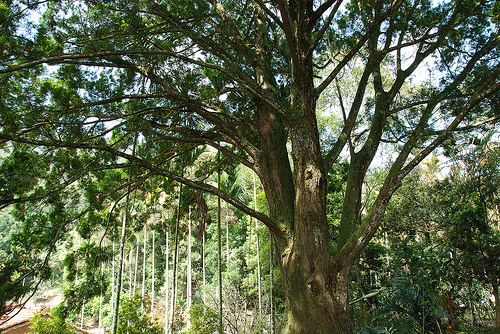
[253,4,355,329]
[275,126,353,333]
[278,215,352,334]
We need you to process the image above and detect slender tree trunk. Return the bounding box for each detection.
[80,301,84,329]
[226,208,230,262]
[253,172,262,317]
[444,292,457,334]
[217,151,223,334]
[111,198,130,334]
[151,229,156,317]
[170,183,182,333]
[111,240,115,314]
[141,224,147,314]
[269,234,274,334]
[98,264,104,334]
[164,226,170,334]
[133,237,139,293]
[129,247,133,297]
[202,227,206,304]
[493,283,500,329]
[468,281,478,326]
[186,206,193,328]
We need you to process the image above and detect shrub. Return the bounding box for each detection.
[186,304,218,334]
[29,309,76,334]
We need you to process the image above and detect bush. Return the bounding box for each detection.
[29,309,76,334]
[186,304,219,334]
[116,295,162,334]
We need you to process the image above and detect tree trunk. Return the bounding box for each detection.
[217,154,224,334]
[141,224,147,314]
[225,203,230,262]
[111,200,130,334]
[164,226,170,334]
[274,140,353,334]
[253,172,262,317]
[202,228,206,304]
[80,301,84,329]
[129,247,133,297]
[269,234,274,334]
[151,229,155,317]
[279,241,351,334]
[186,206,192,328]
[493,283,500,329]
[98,264,104,334]
[133,238,139,293]
[170,183,182,333]
[111,240,115,313]
[444,293,457,334]
[252,5,356,330]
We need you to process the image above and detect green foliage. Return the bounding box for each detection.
[0,0,498,331]
[116,295,162,334]
[354,140,499,332]
[28,309,76,334]
[186,304,218,334]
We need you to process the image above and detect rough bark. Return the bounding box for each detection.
[275,148,352,334]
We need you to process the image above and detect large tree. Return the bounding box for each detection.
[0,0,499,333]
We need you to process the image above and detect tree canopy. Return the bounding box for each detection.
[0,0,498,333]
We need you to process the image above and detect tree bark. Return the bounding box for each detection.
[202,227,206,304]
[493,283,500,329]
[277,160,352,334]
[141,224,147,314]
[186,206,192,327]
[98,264,103,334]
[133,238,139,293]
[151,229,155,316]
[269,234,274,334]
[164,225,169,334]
[128,247,133,297]
[254,172,262,317]
[111,199,130,334]
[217,151,224,334]
[170,183,182,333]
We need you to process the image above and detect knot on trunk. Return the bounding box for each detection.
[307,277,321,296]
[304,164,321,190]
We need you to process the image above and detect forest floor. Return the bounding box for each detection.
[0,290,102,333]
[0,290,63,329]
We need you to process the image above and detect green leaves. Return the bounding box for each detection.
[0,146,42,199]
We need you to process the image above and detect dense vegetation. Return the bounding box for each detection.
[0,0,498,333]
